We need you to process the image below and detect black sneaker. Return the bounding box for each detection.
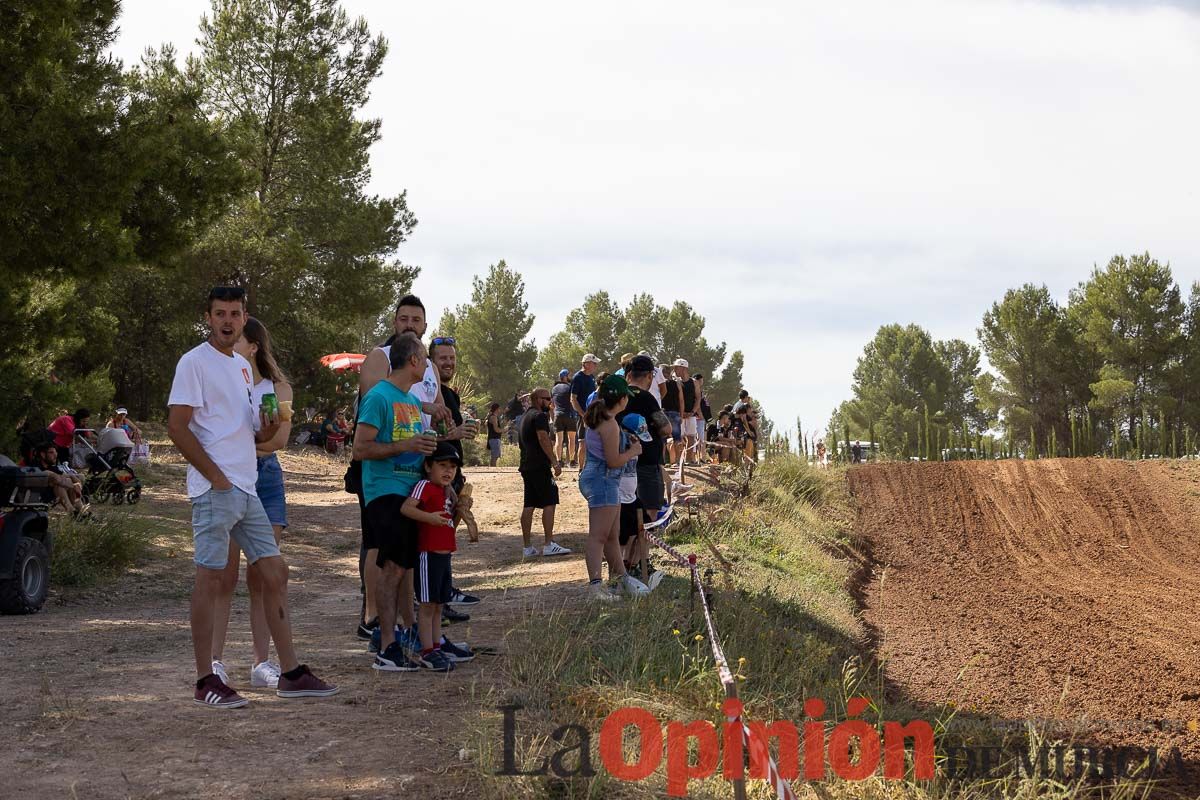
[442,604,470,624]
[448,588,480,606]
[357,616,379,640]
[439,637,475,663]
[372,642,420,672]
[419,649,455,672]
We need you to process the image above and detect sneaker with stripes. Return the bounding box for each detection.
[193,673,248,709]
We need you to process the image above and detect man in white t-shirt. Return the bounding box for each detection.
[168,286,338,709]
[638,350,668,404]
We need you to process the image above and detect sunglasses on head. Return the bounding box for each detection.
[431,336,456,346]
[208,286,246,302]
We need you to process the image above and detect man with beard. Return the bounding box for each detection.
[429,336,482,607]
[169,286,337,707]
[353,295,454,642]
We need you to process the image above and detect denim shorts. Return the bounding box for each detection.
[191,487,281,569]
[578,460,622,508]
[666,411,682,441]
[488,438,502,460]
[256,453,288,528]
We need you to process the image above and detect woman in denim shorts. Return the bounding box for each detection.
[210,317,294,690]
[578,375,651,601]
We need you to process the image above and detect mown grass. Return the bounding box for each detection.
[464,456,1157,800]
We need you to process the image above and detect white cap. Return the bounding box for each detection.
[673,358,689,369]
[581,353,600,364]
[114,407,128,415]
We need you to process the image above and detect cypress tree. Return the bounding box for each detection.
[843,422,851,463]
[923,404,931,461]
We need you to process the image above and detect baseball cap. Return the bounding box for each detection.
[673,358,689,369]
[599,374,635,402]
[581,353,600,364]
[628,355,655,373]
[619,352,635,365]
[558,368,570,378]
[620,413,654,442]
[429,440,463,466]
[114,407,128,415]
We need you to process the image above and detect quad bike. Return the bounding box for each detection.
[0,456,52,614]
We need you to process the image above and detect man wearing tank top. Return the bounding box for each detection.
[353,295,453,642]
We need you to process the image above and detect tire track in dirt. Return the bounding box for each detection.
[849,458,1200,778]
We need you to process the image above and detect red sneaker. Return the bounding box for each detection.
[276,665,340,698]
[193,674,249,709]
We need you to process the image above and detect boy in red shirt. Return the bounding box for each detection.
[403,442,474,671]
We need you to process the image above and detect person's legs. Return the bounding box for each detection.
[585,506,620,582]
[191,488,239,679]
[541,504,556,545]
[192,566,225,679]
[376,561,404,650]
[602,511,626,579]
[418,601,441,652]
[520,506,535,547]
[245,554,298,672]
[210,537,241,663]
[566,429,577,465]
[247,523,284,665]
[398,569,415,630]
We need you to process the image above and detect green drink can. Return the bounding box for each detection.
[261,392,279,417]
[437,419,450,438]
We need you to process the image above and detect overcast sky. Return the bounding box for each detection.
[111,0,1200,439]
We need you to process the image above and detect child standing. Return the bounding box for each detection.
[403,441,473,671]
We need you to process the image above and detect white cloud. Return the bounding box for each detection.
[112,0,1200,437]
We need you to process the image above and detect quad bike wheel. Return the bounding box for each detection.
[0,536,50,614]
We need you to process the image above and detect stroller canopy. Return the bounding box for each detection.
[98,427,134,454]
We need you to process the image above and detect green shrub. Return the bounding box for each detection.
[51,514,152,587]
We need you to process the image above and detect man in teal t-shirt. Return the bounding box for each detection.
[352,333,438,670]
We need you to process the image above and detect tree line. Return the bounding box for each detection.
[832,253,1200,460]
[0,0,745,454]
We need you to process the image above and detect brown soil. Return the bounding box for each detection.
[0,451,593,799]
[849,458,1200,776]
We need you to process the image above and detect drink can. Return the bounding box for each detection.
[261,392,279,417]
[437,419,450,437]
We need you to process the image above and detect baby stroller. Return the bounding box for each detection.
[73,428,142,505]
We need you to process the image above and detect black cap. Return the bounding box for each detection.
[429,440,462,465]
[628,355,655,373]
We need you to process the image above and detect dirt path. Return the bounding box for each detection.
[0,451,595,799]
[849,458,1200,772]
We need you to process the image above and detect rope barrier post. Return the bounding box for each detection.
[726,679,748,800]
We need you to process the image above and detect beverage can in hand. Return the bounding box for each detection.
[261,392,279,417]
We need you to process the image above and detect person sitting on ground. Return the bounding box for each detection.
[107,407,143,444]
[34,443,87,515]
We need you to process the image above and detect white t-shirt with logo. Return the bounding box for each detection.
[168,342,260,498]
[378,344,440,428]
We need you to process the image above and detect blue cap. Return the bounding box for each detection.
[559,368,570,378]
[621,413,654,442]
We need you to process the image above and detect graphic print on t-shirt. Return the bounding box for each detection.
[390,400,421,476]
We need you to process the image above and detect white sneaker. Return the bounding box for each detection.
[543,541,572,557]
[587,582,619,601]
[522,546,540,558]
[647,570,666,591]
[620,574,651,597]
[211,659,230,686]
[250,660,281,688]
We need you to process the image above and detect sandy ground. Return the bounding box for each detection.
[849,458,1200,782]
[0,450,594,799]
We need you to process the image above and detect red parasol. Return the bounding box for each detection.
[320,352,366,373]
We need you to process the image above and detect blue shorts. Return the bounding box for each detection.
[191,487,281,569]
[488,438,502,460]
[256,454,288,528]
[578,460,622,508]
[666,411,682,441]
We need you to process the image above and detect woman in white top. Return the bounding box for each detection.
[211,316,293,689]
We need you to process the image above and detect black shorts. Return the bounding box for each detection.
[417,551,453,604]
[577,419,588,439]
[635,463,665,518]
[619,500,642,546]
[554,413,577,433]
[367,495,419,570]
[521,468,559,509]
